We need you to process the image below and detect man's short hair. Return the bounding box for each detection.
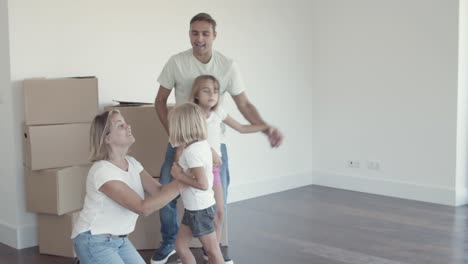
[190,13,217,32]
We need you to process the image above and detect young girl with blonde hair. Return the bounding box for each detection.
[168,102,225,264]
[190,75,269,263]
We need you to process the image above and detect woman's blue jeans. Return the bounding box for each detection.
[73,231,145,264]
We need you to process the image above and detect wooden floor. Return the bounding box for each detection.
[1,185,467,264]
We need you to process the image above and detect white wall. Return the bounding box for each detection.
[0,0,37,249]
[0,0,15,246]
[311,0,461,205]
[457,0,468,205]
[2,0,314,248]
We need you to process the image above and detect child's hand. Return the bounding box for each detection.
[213,152,223,166]
[171,162,183,180]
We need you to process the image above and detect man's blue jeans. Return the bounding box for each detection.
[158,143,230,245]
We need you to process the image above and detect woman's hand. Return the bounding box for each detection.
[175,144,186,162]
[171,162,183,180]
[175,179,187,193]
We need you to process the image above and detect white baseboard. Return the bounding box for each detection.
[0,220,37,249]
[455,187,468,206]
[17,223,37,249]
[312,169,458,206]
[0,220,17,248]
[227,172,313,204]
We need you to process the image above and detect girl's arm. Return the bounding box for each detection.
[211,147,222,166]
[171,163,209,191]
[223,114,269,134]
[99,175,181,217]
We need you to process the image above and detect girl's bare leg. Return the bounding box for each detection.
[199,232,224,264]
[212,183,225,242]
[174,224,196,264]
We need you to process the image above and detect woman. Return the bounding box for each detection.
[71,109,182,264]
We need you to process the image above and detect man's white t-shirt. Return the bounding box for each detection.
[71,156,144,238]
[157,49,245,105]
[178,140,215,211]
[206,108,228,157]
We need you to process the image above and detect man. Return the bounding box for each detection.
[152,13,283,264]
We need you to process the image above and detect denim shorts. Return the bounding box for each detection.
[181,205,216,238]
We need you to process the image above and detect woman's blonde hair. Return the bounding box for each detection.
[189,75,220,111]
[89,109,121,162]
[168,102,207,146]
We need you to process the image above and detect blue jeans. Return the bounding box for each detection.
[159,143,230,245]
[73,231,145,264]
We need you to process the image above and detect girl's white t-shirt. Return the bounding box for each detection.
[71,156,144,238]
[206,108,228,157]
[178,140,215,211]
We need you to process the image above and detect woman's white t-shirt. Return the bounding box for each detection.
[71,156,144,238]
[178,140,215,211]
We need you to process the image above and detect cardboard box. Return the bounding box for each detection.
[106,104,168,177]
[129,200,228,249]
[23,123,91,170]
[26,165,89,215]
[38,212,79,257]
[24,77,98,125]
[128,210,161,250]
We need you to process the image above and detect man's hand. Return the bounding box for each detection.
[265,127,283,148]
[232,92,283,148]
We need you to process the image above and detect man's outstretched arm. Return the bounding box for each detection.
[232,92,283,147]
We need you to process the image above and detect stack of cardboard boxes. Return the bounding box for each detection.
[23,77,98,257]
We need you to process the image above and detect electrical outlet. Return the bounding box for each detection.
[347,160,360,168]
[367,160,381,170]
